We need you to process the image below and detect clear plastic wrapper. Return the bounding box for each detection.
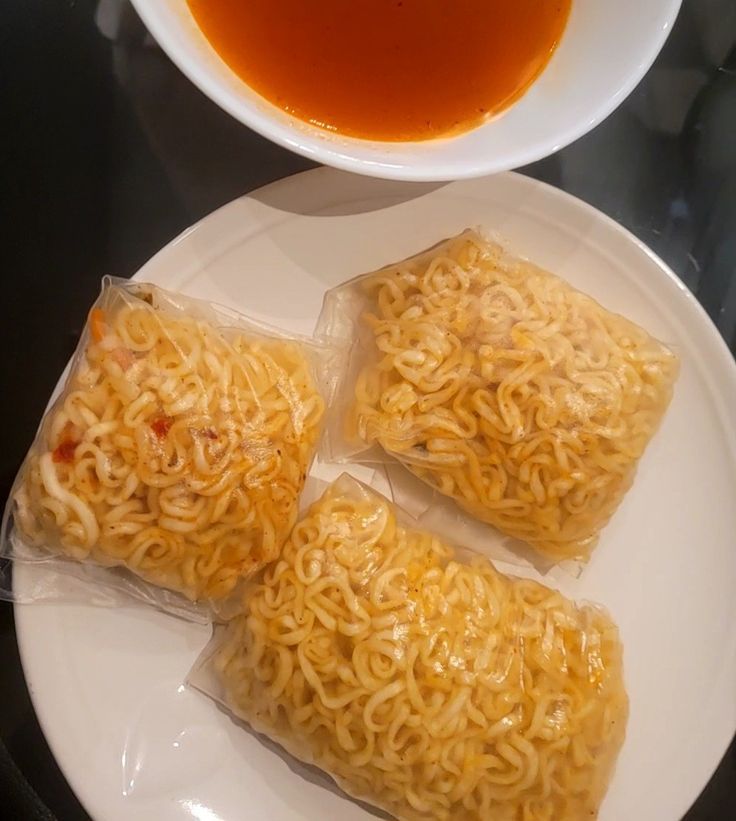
[2,278,337,620]
[316,229,679,563]
[189,473,629,821]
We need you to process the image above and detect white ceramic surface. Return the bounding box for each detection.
[129,0,683,181]
[15,169,736,821]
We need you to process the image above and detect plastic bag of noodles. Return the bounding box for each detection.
[1,277,337,620]
[316,229,679,563]
[189,473,629,820]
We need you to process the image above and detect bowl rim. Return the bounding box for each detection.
[130,0,683,181]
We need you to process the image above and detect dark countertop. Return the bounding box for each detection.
[1,1,734,818]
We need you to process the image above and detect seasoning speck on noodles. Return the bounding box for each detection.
[12,281,325,606]
[212,475,628,821]
[331,230,678,562]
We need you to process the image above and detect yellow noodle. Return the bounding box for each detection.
[347,230,678,561]
[13,283,324,604]
[215,475,628,821]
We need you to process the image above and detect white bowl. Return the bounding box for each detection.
[131,0,682,181]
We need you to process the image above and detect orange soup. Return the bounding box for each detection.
[188,0,571,141]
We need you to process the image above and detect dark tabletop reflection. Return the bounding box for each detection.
[0,0,734,819]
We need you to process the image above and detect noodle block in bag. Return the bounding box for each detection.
[317,230,679,562]
[190,474,628,821]
[4,278,329,615]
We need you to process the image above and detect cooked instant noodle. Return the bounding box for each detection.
[10,280,325,607]
[206,475,628,821]
[319,230,679,562]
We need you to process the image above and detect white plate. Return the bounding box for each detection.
[15,169,736,821]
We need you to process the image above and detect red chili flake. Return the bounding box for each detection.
[150,415,174,439]
[52,439,78,463]
[202,428,218,440]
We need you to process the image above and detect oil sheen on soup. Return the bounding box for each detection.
[188,0,571,141]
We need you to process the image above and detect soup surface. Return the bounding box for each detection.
[188,0,571,141]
